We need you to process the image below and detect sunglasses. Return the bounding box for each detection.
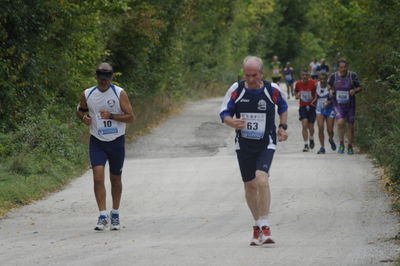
[96,69,113,80]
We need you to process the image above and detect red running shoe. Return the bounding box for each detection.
[260,226,275,244]
[250,226,261,246]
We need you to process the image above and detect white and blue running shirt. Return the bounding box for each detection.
[219,81,288,152]
[85,84,126,142]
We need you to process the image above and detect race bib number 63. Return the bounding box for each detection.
[240,113,266,140]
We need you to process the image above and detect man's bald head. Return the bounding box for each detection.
[243,56,264,72]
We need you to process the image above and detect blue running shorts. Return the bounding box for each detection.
[316,106,336,119]
[89,135,125,175]
[236,148,275,182]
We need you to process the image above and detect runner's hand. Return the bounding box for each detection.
[232,119,245,130]
[82,114,91,125]
[99,109,111,119]
[278,127,288,142]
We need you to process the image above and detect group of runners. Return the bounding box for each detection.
[77,56,361,248]
[220,55,362,245]
[268,55,362,155]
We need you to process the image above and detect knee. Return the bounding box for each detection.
[92,166,105,184]
[337,120,345,127]
[110,174,122,186]
[93,175,104,185]
[255,171,269,188]
[244,179,258,194]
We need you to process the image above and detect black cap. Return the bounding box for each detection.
[96,69,113,80]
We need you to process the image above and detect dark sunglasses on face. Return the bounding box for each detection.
[96,69,113,80]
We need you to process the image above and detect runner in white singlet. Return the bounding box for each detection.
[76,62,135,231]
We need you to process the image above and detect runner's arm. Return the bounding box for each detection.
[115,91,135,123]
[220,83,238,121]
[277,110,288,141]
[220,83,245,129]
[76,92,91,125]
[328,73,335,97]
[223,116,245,130]
[311,82,318,104]
[350,72,362,95]
[99,91,135,123]
[294,83,300,99]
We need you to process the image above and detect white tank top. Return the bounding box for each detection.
[316,82,329,98]
[85,84,126,142]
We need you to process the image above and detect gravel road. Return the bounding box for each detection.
[0,92,398,266]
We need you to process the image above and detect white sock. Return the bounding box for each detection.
[258,215,270,228]
[304,141,308,145]
[100,210,107,216]
[310,136,314,140]
[111,209,119,214]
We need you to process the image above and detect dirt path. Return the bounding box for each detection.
[0,91,398,265]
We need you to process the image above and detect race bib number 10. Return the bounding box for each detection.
[96,113,118,135]
[240,113,266,140]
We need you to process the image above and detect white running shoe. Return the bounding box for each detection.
[94,215,109,231]
[110,212,120,231]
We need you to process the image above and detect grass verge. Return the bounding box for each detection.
[0,85,226,218]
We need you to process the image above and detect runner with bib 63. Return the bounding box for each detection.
[220,56,288,246]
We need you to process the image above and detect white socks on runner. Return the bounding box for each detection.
[100,210,118,216]
[255,216,270,228]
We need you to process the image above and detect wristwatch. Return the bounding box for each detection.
[278,123,288,130]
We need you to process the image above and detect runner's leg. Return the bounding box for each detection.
[93,166,106,211]
[308,121,315,146]
[255,170,270,218]
[317,114,325,148]
[110,174,122,210]
[107,135,125,210]
[301,118,309,142]
[347,123,354,145]
[347,107,356,145]
[337,118,346,143]
[327,117,335,140]
[244,180,259,220]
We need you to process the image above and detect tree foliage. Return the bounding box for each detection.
[0,0,287,171]
[305,0,400,189]
[1,0,399,211]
